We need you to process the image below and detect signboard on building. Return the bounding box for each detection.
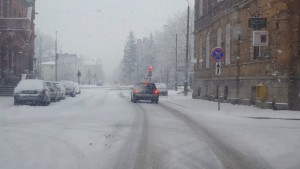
[248,18,267,29]
[253,31,269,46]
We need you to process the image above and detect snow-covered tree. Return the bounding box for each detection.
[121,31,138,85]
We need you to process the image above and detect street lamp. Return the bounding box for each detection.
[184,0,190,96]
[175,33,178,91]
[55,31,58,81]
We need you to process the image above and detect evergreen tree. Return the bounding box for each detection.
[121,31,138,84]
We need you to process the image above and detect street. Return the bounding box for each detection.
[0,87,300,169]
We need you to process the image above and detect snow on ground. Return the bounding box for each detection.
[0,89,138,169]
[122,89,300,169]
[0,87,299,169]
[162,90,300,169]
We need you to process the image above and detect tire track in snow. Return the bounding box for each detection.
[113,94,149,169]
[159,103,273,169]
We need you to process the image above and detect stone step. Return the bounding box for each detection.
[0,85,16,96]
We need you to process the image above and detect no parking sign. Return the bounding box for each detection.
[211,47,225,62]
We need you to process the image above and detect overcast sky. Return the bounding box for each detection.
[35,0,193,80]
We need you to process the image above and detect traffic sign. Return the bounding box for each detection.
[211,47,225,62]
[216,62,221,76]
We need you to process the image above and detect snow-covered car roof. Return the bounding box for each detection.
[60,80,74,88]
[155,83,167,88]
[14,80,45,93]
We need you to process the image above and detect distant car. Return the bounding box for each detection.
[14,79,51,106]
[53,82,66,100]
[74,82,81,94]
[45,81,60,102]
[60,80,76,97]
[131,82,159,103]
[96,81,103,86]
[155,83,168,96]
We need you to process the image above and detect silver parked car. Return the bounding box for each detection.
[155,83,168,96]
[60,80,76,97]
[54,82,66,100]
[74,82,81,94]
[14,80,51,106]
[45,81,60,102]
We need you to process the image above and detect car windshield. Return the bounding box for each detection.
[1,1,300,169]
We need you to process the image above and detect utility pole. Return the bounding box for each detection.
[38,37,43,79]
[175,33,178,91]
[184,2,190,96]
[55,31,58,81]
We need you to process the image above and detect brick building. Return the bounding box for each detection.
[0,0,36,88]
[193,0,300,110]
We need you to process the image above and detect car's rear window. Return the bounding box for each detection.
[135,83,156,92]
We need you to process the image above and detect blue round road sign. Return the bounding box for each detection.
[211,47,225,62]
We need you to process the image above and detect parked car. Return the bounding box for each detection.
[155,83,168,96]
[54,82,66,100]
[96,81,103,86]
[74,82,81,94]
[14,79,51,106]
[131,82,159,103]
[45,81,60,102]
[60,80,76,97]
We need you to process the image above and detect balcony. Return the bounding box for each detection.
[0,18,31,31]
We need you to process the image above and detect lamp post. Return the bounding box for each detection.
[175,33,178,91]
[55,31,58,81]
[184,0,190,96]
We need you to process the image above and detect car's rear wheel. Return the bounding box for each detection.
[14,99,20,105]
[133,97,138,103]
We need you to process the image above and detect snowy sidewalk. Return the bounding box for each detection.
[160,90,300,120]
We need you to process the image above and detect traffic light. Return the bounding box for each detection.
[148,66,153,76]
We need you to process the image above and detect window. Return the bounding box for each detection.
[199,0,203,17]
[206,33,210,68]
[253,46,260,60]
[217,28,222,47]
[225,24,231,65]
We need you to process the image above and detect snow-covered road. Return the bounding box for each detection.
[0,87,299,169]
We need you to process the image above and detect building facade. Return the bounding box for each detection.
[42,53,78,82]
[0,0,36,86]
[193,0,300,110]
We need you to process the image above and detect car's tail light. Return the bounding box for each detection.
[154,89,159,95]
[134,89,139,94]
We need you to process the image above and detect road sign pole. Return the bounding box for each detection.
[216,61,221,111]
[211,47,224,111]
[218,70,221,111]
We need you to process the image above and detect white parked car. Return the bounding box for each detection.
[54,82,66,100]
[155,83,168,96]
[74,82,81,94]
[14,79,51,106]
[60,80,76,97]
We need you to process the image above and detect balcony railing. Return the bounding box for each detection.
[0,18,31,31]
[195,0,241,32]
